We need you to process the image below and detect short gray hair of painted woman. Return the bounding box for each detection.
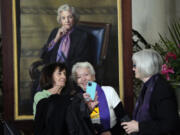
[71,62,95,82]
[57,4,79,24]
[132,49,163,79]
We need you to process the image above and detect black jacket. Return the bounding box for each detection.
[138,75,180,135]
[40,27,94,73]
[34,94,95,135]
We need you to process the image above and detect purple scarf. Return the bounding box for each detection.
[96,84,110,130]
[133,74,159,122]
[56,29,73,62]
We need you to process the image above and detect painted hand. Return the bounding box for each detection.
[54,26,68,42]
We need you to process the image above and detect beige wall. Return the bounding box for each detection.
[175,0,180,17]
[132,0,177,44]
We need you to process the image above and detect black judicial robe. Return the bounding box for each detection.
[41,27,94,73]
[34,94,95,135]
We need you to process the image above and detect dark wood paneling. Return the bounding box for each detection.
[14,121,34,135]
[122,0,134,116]
[1,0,34,134]
[1,0,14,121]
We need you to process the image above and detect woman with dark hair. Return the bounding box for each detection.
[33,62,96,135]
[33,62,67,115]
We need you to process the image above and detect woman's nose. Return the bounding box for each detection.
[81,76,86,81]
[65,18,69,22]
[61,74,66,79]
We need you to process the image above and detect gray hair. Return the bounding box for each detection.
[71,62,95,82]
[132,49,163,78]
[57,4,79,24]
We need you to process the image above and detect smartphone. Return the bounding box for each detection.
[86,81,97,100]
[120,115,131,122]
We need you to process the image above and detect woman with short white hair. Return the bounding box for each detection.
[57,4,79,25]
[40,4,93,73]
[72,61,125,135]
[121,49,179,135]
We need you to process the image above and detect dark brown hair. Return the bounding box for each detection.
[40,63,67,90]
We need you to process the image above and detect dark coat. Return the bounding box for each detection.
[34,94,95,135]
[40,27,94,73]
[138,75,180,135]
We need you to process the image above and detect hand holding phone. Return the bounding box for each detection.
[86,81,97,100]
[121,115,137,135]
[120,115,131,122]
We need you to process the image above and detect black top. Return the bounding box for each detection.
[138,75,180,135]
[111,102,126,135]
[40,27,94,73]
[34,93,95,135]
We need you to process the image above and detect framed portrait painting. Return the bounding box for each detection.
[1,0,133,133]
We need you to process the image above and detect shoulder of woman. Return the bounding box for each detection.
[35,97,50,112]
[153,77,175,99]
[155,76,173,91]
[101,86,120,97]
[47,27,59,36]
[51,27,59,33]
[37,96,49,105]
[34,90,46,96]
[73,27,88,35]
[101,86,116,92]
[34,90,49,101]
[101,86,121,105]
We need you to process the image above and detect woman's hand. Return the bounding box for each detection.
[54,26,68,43]
[83,92,98,111]
[49,85,63,95]
[121,120,139,134]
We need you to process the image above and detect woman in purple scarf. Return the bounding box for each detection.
[41,4,93,73]
[121,49,180,135]
[71,62,126,135]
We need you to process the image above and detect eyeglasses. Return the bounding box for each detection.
[133,64,136,68]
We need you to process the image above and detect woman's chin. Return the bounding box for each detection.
[81,86,86,91]
[65,25,73,30]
